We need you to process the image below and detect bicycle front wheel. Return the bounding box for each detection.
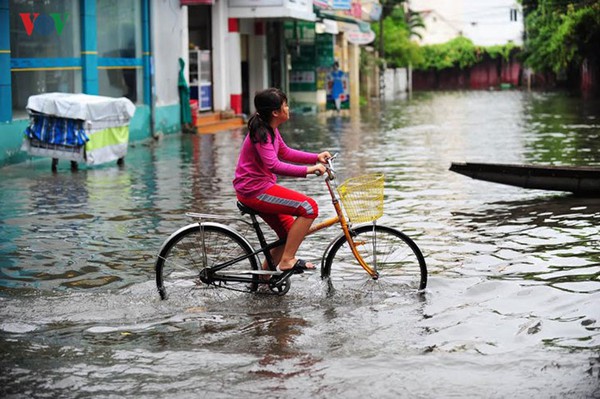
[322,224,427,292]
[155,223,259,300]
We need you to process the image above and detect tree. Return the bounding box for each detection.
[378,0,407,63]
[521,0,600,74]
[375,1,424,68]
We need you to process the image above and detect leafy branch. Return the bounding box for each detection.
[522,1,600,73]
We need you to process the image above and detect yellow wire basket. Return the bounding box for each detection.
[337,173,384,223]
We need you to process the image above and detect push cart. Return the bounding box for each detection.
[21,93,136,171]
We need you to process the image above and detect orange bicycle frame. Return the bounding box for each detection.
[307,168,379,279]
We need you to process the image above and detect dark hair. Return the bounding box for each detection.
[247,88,288,143]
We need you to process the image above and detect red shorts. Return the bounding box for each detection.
[237,184,319,239]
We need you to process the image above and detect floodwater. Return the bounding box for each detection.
[1,91,599,398]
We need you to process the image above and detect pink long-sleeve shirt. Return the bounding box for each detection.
[233,128,318,198]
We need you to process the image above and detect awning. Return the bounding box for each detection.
[181,0,214,5]
[315,9,371,33]
[229,0,316,22]
[315,18,339,34]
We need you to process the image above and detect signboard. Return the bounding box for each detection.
[228,0,283,6]
[228,0,315,20]
[200,83,212,110]
[346,29,375,45]
[331,0,351,10]
[313,0,330,8]
[290,70,315,84]
[284,21,316,44]
[369,3,382,21]
[349,1,362,18]
[326,70,349,110]
[290,70,316,91]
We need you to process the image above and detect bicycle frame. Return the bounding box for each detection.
[181,215,286,287]
[190,154,380,285]
[307,163,380,279]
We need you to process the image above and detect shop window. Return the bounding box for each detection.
[9,0,81,117]
[97,0,142,103]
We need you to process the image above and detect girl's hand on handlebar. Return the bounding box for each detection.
[308,164,327,176]
[317,151,332,164]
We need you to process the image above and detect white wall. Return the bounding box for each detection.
[383,68,408,100]
[460,1,523,46]
[212,0,229,111]
[418,10,462,45]
[410,0,523,46]
[248,31,268,110]
[152,0,186,106]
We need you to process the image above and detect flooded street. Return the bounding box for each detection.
[1,91,599,398]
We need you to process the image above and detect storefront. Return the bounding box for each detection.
[4,0,150,122]
[228,0,316,114]
[0,0,160,167]
[286,1,378,112]
[0,0,379,167]
[185,1,213,111]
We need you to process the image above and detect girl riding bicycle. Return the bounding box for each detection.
[233,88,331,274]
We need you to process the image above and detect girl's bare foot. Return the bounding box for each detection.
[276,258,315,273]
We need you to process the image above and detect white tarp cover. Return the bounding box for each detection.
[26,92,135,123]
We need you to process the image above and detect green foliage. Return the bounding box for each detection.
[374,6,519,71]
[486,43,519,61]
[405,10,426,40]
[373,7,423,68]
[379,0,408,20]
[523,2,600,73]
[359,95,368,107]
[410,37,520,71]
[411,38,522,71]
[415,37,479,70]
[373,0,599,74]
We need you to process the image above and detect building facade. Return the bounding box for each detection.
[0,0,377,167]
[409,0,523,46]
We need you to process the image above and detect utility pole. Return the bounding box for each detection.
[379,11,385,99]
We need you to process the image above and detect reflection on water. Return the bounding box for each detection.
[0,91,599,397]
[524,93,600,165]
[451,196,600,294]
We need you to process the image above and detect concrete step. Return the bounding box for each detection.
[197,112,221,124]
[195,111,245,134]
[197,117,245,134]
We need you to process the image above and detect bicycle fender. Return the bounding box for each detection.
[156,222,256,258]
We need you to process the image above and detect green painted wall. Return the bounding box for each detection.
[0,119,29,167]
[0,103,182,168]
[130,105,152,142]
[154,103,182,136]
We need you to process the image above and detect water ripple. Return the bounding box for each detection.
[1,92,599,397]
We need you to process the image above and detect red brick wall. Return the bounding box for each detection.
[413,56,522,90]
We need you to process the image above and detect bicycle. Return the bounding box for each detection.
[154,154,427,299]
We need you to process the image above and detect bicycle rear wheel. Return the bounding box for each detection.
[155,223,259,300]
[322,224,427,292]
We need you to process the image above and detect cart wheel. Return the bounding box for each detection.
[51,158,58,172]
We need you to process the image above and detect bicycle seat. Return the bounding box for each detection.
[237,201,260,216]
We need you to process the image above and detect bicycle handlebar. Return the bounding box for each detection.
[314,153,338,179]
[324,153,338,180]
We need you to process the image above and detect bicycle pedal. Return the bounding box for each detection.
[269,270,294,286]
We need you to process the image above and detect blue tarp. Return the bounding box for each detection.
[24,114,89,147]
